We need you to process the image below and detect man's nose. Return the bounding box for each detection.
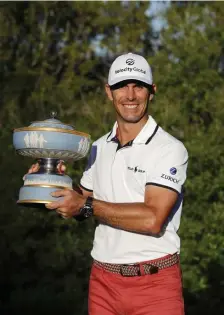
[126,86,135,100]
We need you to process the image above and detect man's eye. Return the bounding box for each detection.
[118,84,127,89]
[135,85,143,89]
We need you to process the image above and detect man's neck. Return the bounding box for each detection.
[116,116,149,146]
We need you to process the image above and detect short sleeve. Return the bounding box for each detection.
[146,142,188,194]
[80,144,97,192]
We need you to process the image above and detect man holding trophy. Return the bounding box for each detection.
[25,53,188,315]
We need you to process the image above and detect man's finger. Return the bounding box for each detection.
[28,163,39,174]
[57,161,66,174]
[55,208,70,219]
[57,210,70,219]
[61,215,69,220]
[51,189,69,197]
[45,201,63,209]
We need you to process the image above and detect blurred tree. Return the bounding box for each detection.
[150,2,224,314]
[0,1,152,314]
[0,0,152,132]
[1,1,223,314]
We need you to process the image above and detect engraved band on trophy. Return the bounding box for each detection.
[13,112,90,206]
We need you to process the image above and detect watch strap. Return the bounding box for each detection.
[85,196,93,207]
[77,196,94,219]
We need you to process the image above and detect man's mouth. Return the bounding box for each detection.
[123,104,138,109]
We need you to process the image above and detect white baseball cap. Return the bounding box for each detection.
[108,52,153,86]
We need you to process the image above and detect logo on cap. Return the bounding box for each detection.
[126,58,135,65]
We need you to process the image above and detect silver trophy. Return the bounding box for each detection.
[13,112,90,206]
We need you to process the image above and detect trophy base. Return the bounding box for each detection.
[17,186,65,208]
[17,200,52,209]
[17,199,53,204]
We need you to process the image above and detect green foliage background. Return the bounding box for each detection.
[0,1,223,314]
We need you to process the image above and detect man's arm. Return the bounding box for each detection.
[46,142,186,234]
[72,186,93,221]
[47,185,178,235]
[73,185,93,198]
[92,185,177,234]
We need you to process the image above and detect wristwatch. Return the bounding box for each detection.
[78,196,94,218]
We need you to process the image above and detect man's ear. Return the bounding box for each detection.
[105,84,113,101]
[149,84,157,101]
[152,84,157,94]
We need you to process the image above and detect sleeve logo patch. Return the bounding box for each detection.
[170,167,177,175]
[161,174,180,184]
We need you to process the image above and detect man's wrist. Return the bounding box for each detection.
[78,196,94,219]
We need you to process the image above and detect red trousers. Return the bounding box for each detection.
[88,259,184,315]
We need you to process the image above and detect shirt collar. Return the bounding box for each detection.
[106,116,159,145]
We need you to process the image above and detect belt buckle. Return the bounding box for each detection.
[146,264,159,274]
[120,264,141,277]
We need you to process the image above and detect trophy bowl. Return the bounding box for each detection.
[13,112,91,206]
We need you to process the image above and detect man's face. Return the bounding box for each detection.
[105,81,153,124]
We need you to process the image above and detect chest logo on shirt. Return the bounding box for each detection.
[161,174,180,184]
[127,166,145,173]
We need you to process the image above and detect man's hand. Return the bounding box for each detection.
[25,160,66,177]
[45,189,86,219]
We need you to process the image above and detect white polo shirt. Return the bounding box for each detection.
[80,116,188,264]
